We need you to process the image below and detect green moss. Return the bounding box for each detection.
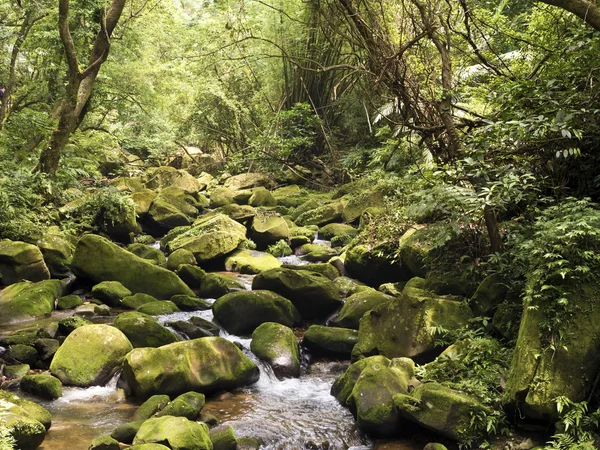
[128,244,167,266]
[331,290,394,329]
[210,425,237,450]
[56,294,83,310]
[155,391,206,420]
[20,373,62,399]
[88,435,120,450]
[302,325,358,357]
[224,249,282,274]
[133,395,171,421]
[122,293,158,310]
[166,248,196,271]
[92,281,132,307]
[137,301,179,316]
[113,311,179,348]
[0,279,63,324]
[251,322,300,378]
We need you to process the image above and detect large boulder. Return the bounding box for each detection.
[249,212,290,249]
[50,324,133,386]
[341,188,385,223]
[0,280,64,324]
[0,390,51,450]
[122,337,259,398]
[345,244,410,287]
[224,173,272,190]
[20,373,63,399]
[318,223,358,241]
[331,355,417,436]
[198,273,245,298]
[72,234,193,300]
[331,290,394,329]
[213,290,300,335]
[394,382,488,442]
[502,283,600,422]
[224,249,281,274]
[251,322,300,378]
[156,392,206,420]
[302,325,358,358]
[36,228,75,277]
[147,200,191,230]
[113,311,179,348]
[0,240,50,286]
[128,244,167,266]
[133,416,212,450]
[470,273,508,317]
[352,281,472,363]
[166,214,247,263]
[295,201,344,227]
[145,167,202,194]
[131,189,157,216]
[252,268,341,320]
[248,187,276,207]
[92,281,133,307]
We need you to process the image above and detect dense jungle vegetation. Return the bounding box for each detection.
[2,0,600,448]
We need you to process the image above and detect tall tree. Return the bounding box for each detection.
[37,0,126,175]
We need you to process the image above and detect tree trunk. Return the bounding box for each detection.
[484,204,503,253]
[539,0,600,31]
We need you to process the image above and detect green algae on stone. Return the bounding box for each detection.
[113,311,179,348]
[50,324,133,386]
[72,234,193,300]
[155,392,206,420]
[56,294,83,310]
[0,240,50,286]
[251,322,300,378]
[198,273,244,298]
[20,373,62,399]
[302,325,358,358]
[111,420,146,444]
[210,425,237,450]
[133,395,171,421]
[137,300,180,316]
[0,279,64,324]
[224,249,282,274]
[122,293,158,310]
[331,290,394,330]
[282,263,340,280]
[92,281,132,307]
[57,316,93,335]
[128,243,167,266]
[250,211,290,249]
[166,249,197,271]
[88,434,120,450]
[170,294,211,311]
[122,336,259,398]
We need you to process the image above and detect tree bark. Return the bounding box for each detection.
[539,0,600,32]
[38,0,126,175]
[484,204,503,253]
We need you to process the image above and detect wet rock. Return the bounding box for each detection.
[250,211,290,249]
[210,425,237,450]
[252,267,341,320]
[6,344,38,366]
[0,240,50,286]
[199,273,245,298]
[283,263,340,280]
[37,229,75,278]
[137,300,180,316]
[176,264,206,289]
[248,186,276,206]
[111,420,145,444]
[56,294,83,310]
[213,290,300,335]
[128,243,167,266]
[0,280,64,324]
[166,249,197,271]
[303,325,359,358]
[0,390,51,449]
[122,293,159,310]
[34,338,60,364]
[345,244,409,287]
[50,324,133,387]
[297,244,339,263]
[122,337,259,398]
[155,391,206,420]
[166,319,219,339]
[331,290,394,329]
[92,281,132,307]
[72,234,193,300]
[224,249,282,274]
[170,294,211,311]
[289,226,318,248]
[89,434,120,450]
[333,276,371,298]
[113,311,179,348]
[251,322,300,378]
[133,395,171,421]
[20,373,62,399]
[57,316,93,335]
[224,173,273,190]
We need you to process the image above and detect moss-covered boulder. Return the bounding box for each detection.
[176,264,206,289]
[210,425,237,450]
[113,311,179,348]
[37,229,75,277]
[213,290,300,335]
[224,249,282,274]
[398,225,441,278]
[166,317,220,339]
[295,201,344,227]
[198,273,245,298]
[272,185,311,208]
[89,434,120,450]
[345,244,410,287]
[56,294,83,310]
[72,234,193,300]
[132,189,157,216]
[215,204,257,223]
[318,223,358,241]
[394,382,488,442]
[6,344,38,365]
[155,392,206,420]
[303,325,358,358]
[170,294,211,311]
[250,211,290,249]
[0,390,51,449]
[248,187,276,207]
[20,373,62,399]
[122,293,159,310]
[166,214,247,263]
[331,290,394,329]
[331,355,417,436]
[282,263,340,280]
[137,300,180,316]
[297,244,338,263]
[166,249,197,271]
[502,283,600,422]
[333,277,371,298]
[251,322,300,378]
[252,268,341,320]
[57,316,92,335]
[0,240,50,286]
[352,283,473,363]
[50,324,133,386]
[128,244,167,266]
[4,364,30,378]
[0,280,64,324]
[147,199,192,229]
[122,337,259,398]
[129,444,171,450]
[470,273,508,317]
[133,395,171,421]
[92,281,133,307]
[341,189,386,223]
[145,167,202,194]
[224,173,272,190]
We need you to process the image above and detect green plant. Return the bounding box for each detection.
[0,424,15,450]
[544,397,600,449]
[267,239,293,257]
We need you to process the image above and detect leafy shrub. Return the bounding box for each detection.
[267,239,293,257]
[545,397,600,450]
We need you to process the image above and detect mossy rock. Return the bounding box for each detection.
[0,279,64,324]
[147,199,192,230]
[272,185,311,208]
[88,434,120,450]
[424,270,474,297]
[333,277,371,298]
[122,293,158,310]
[237,437,263,450]
[176,264,206,289]
[156,186,202,216]
[345,244,410,287]
[34,338,60,363]
[295,201,344,227]
[378,282,406,297]
[0,327,50,346]
[394,382,488,442]
[111,420,145,444]
[331,290,394,329]
[155,391,206,420]
[318,223,358,240]
[56,294,83,310]
[50,324,133,387]
[128,244,167,266]
[492,300,521,341]
[145,167,202,194]
[167,249,197,271]
[37,230,75,278]
[208,186,238,207]
[20,373,62,399]
[289,226,318,246]
[198,273,245,298]
[252,268,341,320]
[331,355,417,436]
[133,395,171,421]
[0,390,51,449]
[4,364,30,378]
[170,294,211,311]
[0,240,50,286]
[297,244,339,263]
[251,322,300,378]
[398,224,447,279]
[137,301,180,316]
[210,425,237,450]
[224,249,282,274]
[72,234,193,300]
[160,226,191,252]
[122,336,259,398]
[111,176,146,193]
[6,344,38,366]
[341,188,386,223]
[92,281,133,307]
[113,311,179,348]
[166,214,247,263]
[248,187,276,207]
[470,273,509,316]
[131,189,157,216]
[352,284,473,363]
[250,211,290,249]
[282,263,340,280]
[423,444,448,450]
[57,316,93,335]
[166,320,218,339]
[0,390,52,430]
[213,290,300,335]
[215,204,257,223]
[129,444,171,450]
[303,325,358,358]
[224,173,273,190]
